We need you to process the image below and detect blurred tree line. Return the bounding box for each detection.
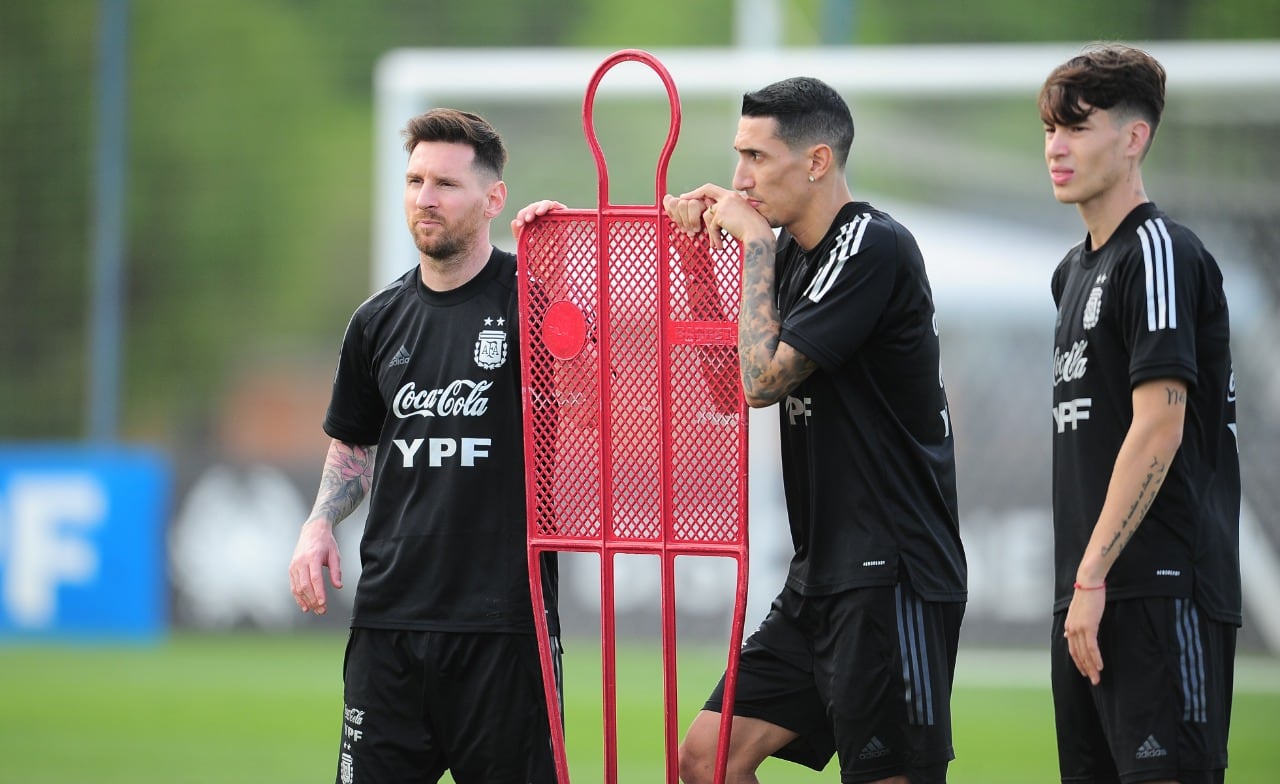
[1,0,1277,443]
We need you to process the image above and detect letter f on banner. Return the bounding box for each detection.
[3,474,105,627]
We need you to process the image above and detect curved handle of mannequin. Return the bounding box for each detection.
[581,49,681,208]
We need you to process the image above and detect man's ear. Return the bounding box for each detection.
[808,143,834,181]
[485,179,508,218]
[1127,119,1153,160]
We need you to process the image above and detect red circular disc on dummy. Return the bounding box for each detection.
[541,300,588,360]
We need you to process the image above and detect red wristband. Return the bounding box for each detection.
[1073,581,1106,591]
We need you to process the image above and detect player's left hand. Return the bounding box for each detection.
[1063,584,1107,685]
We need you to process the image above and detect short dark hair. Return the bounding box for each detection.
[401,108,507,179]
[1039,44,1166,151]
[741,77,854,168]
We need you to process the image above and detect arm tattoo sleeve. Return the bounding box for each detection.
[737,237,817,402]
[737,238,781,379]
[309,441,376,526]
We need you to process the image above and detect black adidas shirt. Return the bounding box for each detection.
[1050,202,1240,625]
[324,249,559,634]
[774,202,966,602]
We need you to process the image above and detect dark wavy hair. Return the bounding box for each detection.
[401,108,507,179]
[1039,44,1166,157]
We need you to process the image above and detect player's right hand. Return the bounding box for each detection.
[666,185,768,251]
[662,193,712,238]
[511,200,567,239]
[289,518,342,615]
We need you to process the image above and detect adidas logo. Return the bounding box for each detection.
[1135,735,1168,759]
[388,345,411,367]
[858,736,891,760]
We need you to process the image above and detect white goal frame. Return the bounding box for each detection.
[372,43,1280,651]
[373,42,1280,285]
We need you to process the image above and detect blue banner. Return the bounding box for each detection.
[0,446,170,639]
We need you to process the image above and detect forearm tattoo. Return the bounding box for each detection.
[737,237,811,401]
[309,442,375,525]
[1101,454,1169,559]
[737,238,818,402]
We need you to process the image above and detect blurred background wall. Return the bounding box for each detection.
[1,0,1277,651]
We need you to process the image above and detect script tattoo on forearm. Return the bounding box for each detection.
[1101,454,1169,558]
[310,443,375,525]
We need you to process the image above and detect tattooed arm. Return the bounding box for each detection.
[734,234,819,407]
[288,439,377,615]
[1063,378,1187,684]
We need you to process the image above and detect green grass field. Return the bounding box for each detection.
[2,633,1277,782]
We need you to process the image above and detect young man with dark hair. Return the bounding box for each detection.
[289,108,560,784]
[662,75,968,784]
[1041,44,1240,784]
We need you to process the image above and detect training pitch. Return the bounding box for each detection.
[2,632,1278,783]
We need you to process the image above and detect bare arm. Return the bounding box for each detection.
[288,439,376,615]
[1064,378,1187,683]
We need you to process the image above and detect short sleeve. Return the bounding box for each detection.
[323,309,385,445]
[1116,217,1201,389]
[779,215,897,370]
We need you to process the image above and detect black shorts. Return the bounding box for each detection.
[705,584,964,784]
[1051,597,1236,784]
[336,628,563,784]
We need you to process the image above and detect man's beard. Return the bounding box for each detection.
[412,211,478,262]
[415,230,465,260]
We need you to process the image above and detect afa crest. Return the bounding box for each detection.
[1082,286,1103,330]
[474,328,508,369]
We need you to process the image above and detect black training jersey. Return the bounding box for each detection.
[323,249,559,634]
[1050,202,1240,625]
[774,201,966,602]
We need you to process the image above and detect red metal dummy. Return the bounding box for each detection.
[518,50,748,784]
